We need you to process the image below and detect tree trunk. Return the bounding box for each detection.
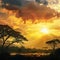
[1,36,10,54]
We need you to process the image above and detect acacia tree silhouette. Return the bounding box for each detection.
[46,39,60,53]
[0,25,28,53]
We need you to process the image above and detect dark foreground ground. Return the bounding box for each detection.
[0,48,60,60]
[0,53,60,60]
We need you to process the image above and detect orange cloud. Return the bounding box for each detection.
[16,2,57,23]
[1,2,58,23]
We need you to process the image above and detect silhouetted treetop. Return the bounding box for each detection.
[46,39,60,53]
[46,39,60,44]
[0,24,28,53]
[0,25,27,40]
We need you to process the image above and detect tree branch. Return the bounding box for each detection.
[3,35,10,45]
[6,41,16,48]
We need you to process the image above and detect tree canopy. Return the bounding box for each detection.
[46,39,60,51]
[0,25,28,52]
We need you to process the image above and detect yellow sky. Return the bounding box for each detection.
[0,4,60,49]
[0,15,60,49]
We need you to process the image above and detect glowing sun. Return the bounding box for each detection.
[41,27,49,34]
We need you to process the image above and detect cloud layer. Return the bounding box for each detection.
[1,1,58,23]
[1,0,59,23]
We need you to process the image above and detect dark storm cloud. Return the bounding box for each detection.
[2,0,48,7]
[1,0,48,11]
[1,0,35,10]
[2,0,35,7]
[36,0,48,5]
[1,0,23,10]
[2,0,22,6]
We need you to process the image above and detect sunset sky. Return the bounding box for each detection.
[0,0,60,49]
